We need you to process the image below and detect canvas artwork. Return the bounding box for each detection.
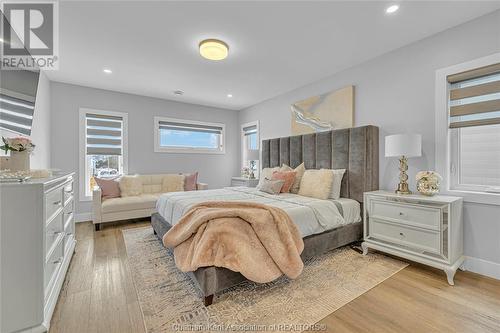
[291,85,354,135]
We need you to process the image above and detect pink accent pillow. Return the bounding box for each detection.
[184,172,198,191]
[95,177,121,199]
[271,171,297,193]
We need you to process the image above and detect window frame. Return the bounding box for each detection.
[241,120,260,176]
[435,53,500,206]
[153,116,226,154]
[79,108,129,202]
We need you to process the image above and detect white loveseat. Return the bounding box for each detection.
[92,174,207,231]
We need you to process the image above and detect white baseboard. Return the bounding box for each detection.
[75,212,92,223]
[464,256,500,280]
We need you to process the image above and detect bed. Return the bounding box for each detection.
[151,125,379,305]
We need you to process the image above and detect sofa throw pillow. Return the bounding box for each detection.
[162,174,185,193]
[119,175,143,197]
[257,178,285,195]
[281,162,305,194]
[183,172,198,191]
[95,177,121,199]
[298,169,334,200]
[257,167,281,187]
[271,170,297,193]
[329,169,346,200]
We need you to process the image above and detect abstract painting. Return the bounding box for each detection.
[291,85,354,135]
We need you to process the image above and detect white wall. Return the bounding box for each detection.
[50,82,239,217]
[0,71,51,169]
[238,11,500,275]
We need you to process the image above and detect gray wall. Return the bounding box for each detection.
[238,11,500,267]
[50,82,239,216]
[0,71,51,169]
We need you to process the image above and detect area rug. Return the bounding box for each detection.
[122,227,407,333]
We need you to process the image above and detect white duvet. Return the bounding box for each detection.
[156,187,361,237]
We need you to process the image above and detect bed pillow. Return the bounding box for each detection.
[119,175,143,197]
[329,169,346,200]
[281,162,305,194]
[162,174,185,193]
[183,172,198,191]
[271,170,297,193]
[94,177,121,199]
[257,167,281,187]
[298,169,334,200]
[257,178,285,195]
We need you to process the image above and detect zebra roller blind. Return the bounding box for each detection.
[448,63,500,129]
[86,113,123,155]
[0,93,35,136]
[158,120,223,135]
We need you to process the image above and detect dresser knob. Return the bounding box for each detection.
[53,200,62,206]
[399,212,404,215]
[52,257,63,264]
[399,232,405,237]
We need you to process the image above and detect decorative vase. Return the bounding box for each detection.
[416,171,442,196]
[9,151,30,171]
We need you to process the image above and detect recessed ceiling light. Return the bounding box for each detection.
[227,94,233,98]
[103,68,112,74]
[173,90,184,96]
[385,4,399,14]
[199,39,229,61]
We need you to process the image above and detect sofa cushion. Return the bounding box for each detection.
[94,177,121,199]
[101,193,161,214]
[162,174,185,193]
[139,174,165,194]
[119,175,143,197]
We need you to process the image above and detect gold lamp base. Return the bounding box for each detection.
[395,155,412,195]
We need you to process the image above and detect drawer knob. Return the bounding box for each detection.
[53,200,62,206]
[399,212,404,216]
[399,232,405,237]
[53,231,63,236]
[52,257,63,264]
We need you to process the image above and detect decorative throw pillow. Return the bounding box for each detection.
[257,178,285,195]
[94,177,121,199]
[271,170,297,193]
[162,174,185,193]
[183,172,198,191]
[257,167,281,187]
[119,175,143,197]
[329,169,346,200]
[281,162,306,194]
[298,169,334,200]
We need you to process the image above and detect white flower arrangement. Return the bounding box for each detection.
[1,136,35,154]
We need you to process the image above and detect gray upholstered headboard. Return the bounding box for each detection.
[261,125,379,202]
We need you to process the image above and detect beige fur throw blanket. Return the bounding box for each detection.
[163,201,304,283]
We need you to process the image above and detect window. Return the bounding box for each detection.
[241,121,260,177]
[154,117,225,154]
[79,108,128,200]
[435,54,500,205]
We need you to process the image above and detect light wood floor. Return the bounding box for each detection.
[50,221,500,333]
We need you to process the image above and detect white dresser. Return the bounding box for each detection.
[0,172,75,333]
[362,190,463,285]
[231,176,259,187]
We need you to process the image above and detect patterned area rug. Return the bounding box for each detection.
[122,227,407,333]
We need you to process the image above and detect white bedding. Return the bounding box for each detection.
[156,187,361,237]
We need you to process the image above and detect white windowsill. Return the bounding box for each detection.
[442,189,500,206]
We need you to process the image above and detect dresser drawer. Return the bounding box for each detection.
[231,179,248,186]
[46,187,63,221]
[45,210,64,254]
[63,232,75,256]
[371,200,441,229]
[63,181,73,204]
[370,218,440,254]
[44,238,64,291]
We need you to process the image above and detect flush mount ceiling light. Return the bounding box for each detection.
[173,90,184,96]
[103,68,112,74]
[385,4,400,14]
[199,39,229,61]
[227,94,233,98]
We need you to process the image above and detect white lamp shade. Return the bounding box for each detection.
[247,149,260,161]
[385,134,422,157]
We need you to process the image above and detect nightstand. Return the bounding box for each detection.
[231,177,259,187]
[362,190,463,285]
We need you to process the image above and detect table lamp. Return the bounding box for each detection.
[247,149,260,179]
[385,134,422,194]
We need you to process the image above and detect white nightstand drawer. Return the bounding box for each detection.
[371,200,441,229]
[46,187,63,221]
[45,210,64,254]
[370,218,440,254]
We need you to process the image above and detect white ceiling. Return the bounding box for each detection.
[46,1,500,110]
